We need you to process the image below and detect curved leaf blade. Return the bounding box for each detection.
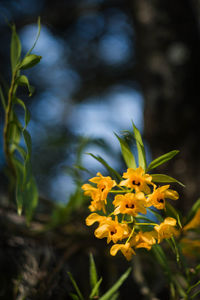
[99,268,131,300]
[147,150,179,172]
[115,133,136,169]
[132,122,146,170]
[151,174,185,187]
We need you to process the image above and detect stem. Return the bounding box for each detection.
[3,70,17,177]
[135,222,157,226]
[110,189,132,194]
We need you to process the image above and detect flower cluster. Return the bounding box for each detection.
[82,167,179,260]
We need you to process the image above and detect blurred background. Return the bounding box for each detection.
[0,0,200,299]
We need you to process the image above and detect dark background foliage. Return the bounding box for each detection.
[0,0,200,299]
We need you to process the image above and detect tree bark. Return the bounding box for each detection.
[130,0,200,212]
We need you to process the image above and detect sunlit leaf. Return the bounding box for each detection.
[19,54,42,70]
[114,133,136,169]
[147,150,179,172]
[151,174,185,187]
[132,122,146,170]
[17,75,35,96]
[99,268,131,300]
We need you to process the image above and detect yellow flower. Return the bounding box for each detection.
[154,217,179,243]
[89,172,116,203]
[94,217,130,244]
[88,199,106,213]
[110,242,136,260]
[120,167,153,194]
[131,231,157,250]
[113,192,147,216]
[183,208,200,231]
[82,172,116,213]
[85,213,109,226]
[146,185,179,210]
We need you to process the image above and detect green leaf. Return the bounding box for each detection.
[99,268,131,300]
[87,153,122,182]
[151,245,171,280]
[17,75,35,96]
[23,129,32,157]
[26,17,41,56]
[13,143,27,160]
[89,278,102,299]
[132,122,146,170]
[69,293,80,300]
[19,54,42,70]
[14,98,31,129]
[24,176,38,224]
[13,157,24,215]
[10,24,21,72]
[114,133,136,169]
[147,150,179,172]
[186,198,200,223]
[8,112,22,148]
[67,272,84,300]
[165,202,182,228]
[0,85,6,110]
[89,253,98,293]
[151,174,185,187]
[110,293,119,300]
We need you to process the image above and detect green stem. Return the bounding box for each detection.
[3,70,17,177]
[135,222,157,226]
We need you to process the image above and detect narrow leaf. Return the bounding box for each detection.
[23,129,32,157]
[114,133,136,169]
[147,150,179,171]
[26,16,41,56]
[151,174,185,187]
[89,278,102,299]
[67,272,84,300]
[165,202,182,228]
[0,85,6,110]
[24,176,38,224]
[89,253,98,292]
[17,75,35,96]
[151,245,171,280]
[87,153,121,182]
[110,293,119,300]
[69,293,80,300]
[13,157,25,215]
[132,122,146,170]
[99,268,131,300]
[10,24,21,72]
[186,198,200,223]
[15,98,31,129]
